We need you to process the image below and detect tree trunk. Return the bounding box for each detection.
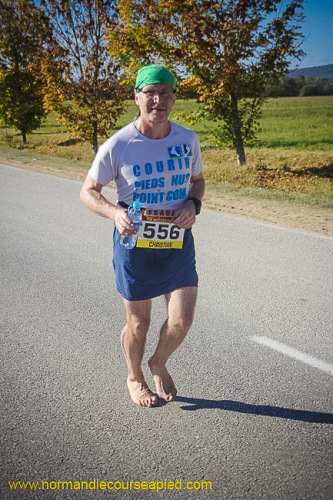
[236,142,246,166]
[230,93,246,165]
[92,122,98,156]
[21,132,27,145]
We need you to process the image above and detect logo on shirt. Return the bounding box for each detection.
[168,144,193,159]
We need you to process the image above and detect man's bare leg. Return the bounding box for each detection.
[148,287,197,402]
[121,298,157,407]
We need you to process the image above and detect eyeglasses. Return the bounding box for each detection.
[139,89,175,99]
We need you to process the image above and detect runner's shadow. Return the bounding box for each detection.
[175,396,333,424]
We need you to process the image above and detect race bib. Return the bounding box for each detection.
[136,209,185,249]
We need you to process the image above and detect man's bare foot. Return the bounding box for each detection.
[148,359,177,402]
[127,377,157,407]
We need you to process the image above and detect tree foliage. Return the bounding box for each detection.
[0,0,48,144]
[107,0,305,164]
[0,69,46,145]
[40,0,128,154]
[265,76,333,97]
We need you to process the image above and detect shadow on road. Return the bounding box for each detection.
[175,396,333,424]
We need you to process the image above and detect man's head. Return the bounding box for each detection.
[135,65,176,92]
[134,65,176,125]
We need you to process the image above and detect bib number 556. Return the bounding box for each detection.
[142,222,181,240]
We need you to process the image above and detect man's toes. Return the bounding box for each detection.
[150,395,158,407]
[165,391,177,402]
[141,395,157,407]
[127,378,157,408]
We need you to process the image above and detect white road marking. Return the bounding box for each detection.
[250,336,333,376]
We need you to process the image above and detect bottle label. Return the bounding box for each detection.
[136,210,185,249]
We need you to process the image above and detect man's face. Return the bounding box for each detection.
[135,83,176,124]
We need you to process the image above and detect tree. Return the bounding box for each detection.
[0,69,46,145]
[264,75,333,97]
[40,0,128,154]
[107,0,305,165]
[265,76,302,97]
[0,0,48,144]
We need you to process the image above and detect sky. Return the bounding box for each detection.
[298,0,333,68]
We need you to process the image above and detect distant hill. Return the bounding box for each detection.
[289,64,333,80]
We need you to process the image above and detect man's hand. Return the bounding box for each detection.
[171,200,196,229]
[114,207,137,236]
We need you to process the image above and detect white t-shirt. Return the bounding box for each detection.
[89,121,203,211]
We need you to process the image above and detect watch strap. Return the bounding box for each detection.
[188,197,202,215]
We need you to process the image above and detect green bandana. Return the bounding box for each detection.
[135,65,176,91]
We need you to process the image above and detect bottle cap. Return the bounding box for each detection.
[132,201,142,210]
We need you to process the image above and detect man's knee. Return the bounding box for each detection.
[166,287,197,334]
[123,299,151,339]
[168,313,194,333]
[126,313,150,339]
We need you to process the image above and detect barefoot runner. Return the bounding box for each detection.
[80,65,205,407]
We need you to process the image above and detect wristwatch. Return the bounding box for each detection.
[188,197,202,215]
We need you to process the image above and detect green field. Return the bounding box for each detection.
[257,97,333,150]
[1,96,332,208]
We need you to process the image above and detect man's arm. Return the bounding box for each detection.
[80,175,136,237]
[171,172,205,229]
[187,171,205,201]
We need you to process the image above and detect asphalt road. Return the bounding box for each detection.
[1,164,332,500]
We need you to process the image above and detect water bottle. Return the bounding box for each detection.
[120,201,142,249]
